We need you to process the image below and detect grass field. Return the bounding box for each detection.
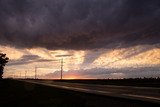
[0,79,159,107]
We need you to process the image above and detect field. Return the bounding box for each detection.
[0,79,159,107]
[43,78,160,87]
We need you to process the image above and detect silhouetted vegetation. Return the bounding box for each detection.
[0,53,9,79]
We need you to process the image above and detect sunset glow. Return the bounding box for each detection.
[2,44,159,79]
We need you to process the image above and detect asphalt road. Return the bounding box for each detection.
[22,80,160,105]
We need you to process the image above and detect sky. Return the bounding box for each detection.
[0,0,160,79]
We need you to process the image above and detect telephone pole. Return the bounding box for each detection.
[25,71,27,79]
[60,58,63,80]
[20,71,21,79]
[35,67,37,79]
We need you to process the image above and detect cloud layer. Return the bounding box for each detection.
[0,0,159,50]
[42,66,160,79]
[8,54,57,66]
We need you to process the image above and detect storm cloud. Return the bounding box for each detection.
[42,66,160,79]
[0,0,160,50]
[8,54,57,66]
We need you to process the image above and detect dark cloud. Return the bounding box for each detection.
[42,65,160,79]
[0,0,160,50]
[55,54,72,57]
[81,49,107,67]
[21,55,40,60]
[7,54,57,66]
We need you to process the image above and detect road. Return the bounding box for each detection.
[22,80,160,105]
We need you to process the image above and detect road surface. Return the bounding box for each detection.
[21,80,160,104]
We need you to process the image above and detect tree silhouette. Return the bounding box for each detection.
[0,53,9,79]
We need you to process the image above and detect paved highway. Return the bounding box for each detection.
[22,80,160,104]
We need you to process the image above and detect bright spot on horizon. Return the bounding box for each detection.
[2,44,160,79]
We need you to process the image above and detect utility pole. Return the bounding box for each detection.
[25,71,27,79]
[20,71,21,79]
[35,67,37,79]
[60,58,63,80]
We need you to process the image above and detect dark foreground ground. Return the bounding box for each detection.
[54,78,160,87]
[0,79,159,107]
